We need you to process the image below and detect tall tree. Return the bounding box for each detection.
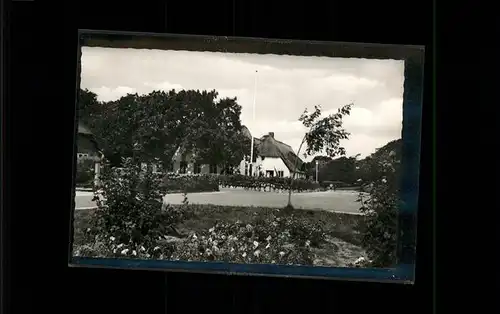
[286,104,353,208]
[189,96,252,170]
[321,156,358,184]
[78,88,250,169]
[356,139,402,185]
[78,88,100,126]
[304,156,332,179]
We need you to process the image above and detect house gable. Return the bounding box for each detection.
[77,122,101,154]
[257,134,304,174]
[241,126,305,174]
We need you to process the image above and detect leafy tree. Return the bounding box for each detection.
[78,89,250,169]
[286,104,353,208]
[311,156,333,165]
[78,88,100,125]
[356,139,402,186]
[184,95,253,171]
[304,156,332,179]
[321,156,358,184]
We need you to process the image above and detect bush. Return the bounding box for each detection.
[73,236,177,260]
[319,180,359,190]
[75,159,95,186]
[159,173,321,194]
[162,174,219,193]
[82,158,186,256]
[358,182,398,267]
[358,140,402,267]
[219,174,320,192]
[171,210,325,265]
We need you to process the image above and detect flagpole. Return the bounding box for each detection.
[249,70,258,176]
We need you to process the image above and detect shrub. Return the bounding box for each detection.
[75,159,95,186]
[358,182,398,267]
[73,235,177,260]
[82,158,186,255]
[219,174,320,192]
[171,210,325,265]
[358,140,402,267]
[162,174,219,193]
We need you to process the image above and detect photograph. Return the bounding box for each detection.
[72,37,408,270]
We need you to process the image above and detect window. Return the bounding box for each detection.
[209,164,218,174]
[194,163,202,174]
[180,161,187,174]
[166,162,174,172]
[277,170,284,177]
[266,170,274,177]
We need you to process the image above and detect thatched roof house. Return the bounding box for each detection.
[77,122,101,157]
[241,126,305,174]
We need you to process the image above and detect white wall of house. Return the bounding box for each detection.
[167,147,306,178]
[238,159,247,175]
[76,152,100,162]
[259,157,290,177]
[237,155,307,178]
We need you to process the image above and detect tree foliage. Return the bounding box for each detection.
[77,89,250,169]
[327,156,358,184]
[78,88,101,125]
[356,139,402,186]
[286,104,353,207]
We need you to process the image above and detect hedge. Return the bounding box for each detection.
[160,173,321,193]
[219,174,321,192]
[161,173,220,193]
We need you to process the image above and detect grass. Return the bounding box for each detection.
[73,204,365,247]
[177,204,365,246]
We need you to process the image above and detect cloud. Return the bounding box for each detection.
[92,86,137,102]
[308,74,381,95]
[340,97,403,138]
[80,46,405,160]
[143,81,184,92]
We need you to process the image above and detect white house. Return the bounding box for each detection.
[77,123,102,163]
[238,127,306,179]
[169,147,226,175]
[165,126,305,178]
[76,122,104,185]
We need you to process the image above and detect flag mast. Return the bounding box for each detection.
[249,70,258,176]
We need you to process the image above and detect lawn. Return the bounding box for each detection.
[176,204,364,245]
[72,204,367,267]
[75,189,364,213]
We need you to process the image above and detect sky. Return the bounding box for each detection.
[81,46,405,160]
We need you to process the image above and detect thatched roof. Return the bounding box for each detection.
[77,121,101,153]
[242,126,304,173]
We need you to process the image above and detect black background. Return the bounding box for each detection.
[2,0,491,313]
